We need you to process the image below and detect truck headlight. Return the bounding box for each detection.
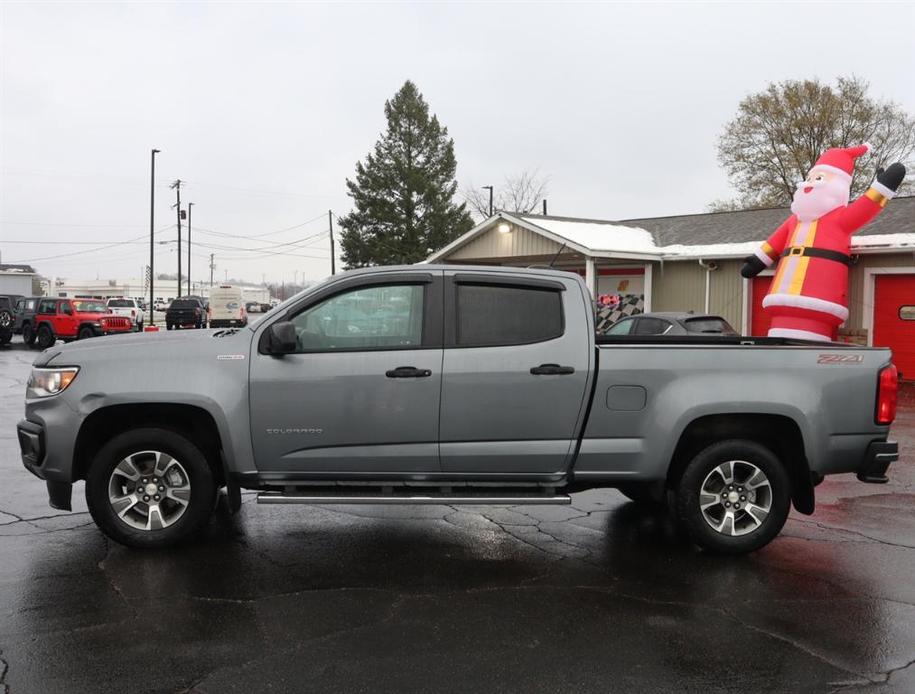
[27,367,79,398]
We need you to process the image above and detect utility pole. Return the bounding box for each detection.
[209,253,215,288]
[149,149,160,326]
[482,185,494,216]
[171,179,182,297]
[187,202,194,295]
[328,210,336,275]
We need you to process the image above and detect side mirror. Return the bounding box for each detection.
[266,321,297,355]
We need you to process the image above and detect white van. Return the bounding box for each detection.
[207,285,247,328]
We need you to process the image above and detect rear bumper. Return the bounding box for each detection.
[857,440,898,484]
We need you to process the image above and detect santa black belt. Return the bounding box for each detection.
[780,246,851,266]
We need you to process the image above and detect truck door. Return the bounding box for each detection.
[439,271,592,474]
[58,301,78,336]
[249,271,444,474]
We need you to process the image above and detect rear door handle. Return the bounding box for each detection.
[530,363,575,375]
[386,366,432,378]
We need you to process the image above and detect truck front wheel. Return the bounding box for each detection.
[85,427,217,549]
[22,323,36,346]
[36,324,55,350]
[675,439,791,555]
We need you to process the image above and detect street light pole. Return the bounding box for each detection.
[149,149,160,326]
[328,209,336,276]
[171,180,182,297]
[482,185,494,217]
[187,202,194,295]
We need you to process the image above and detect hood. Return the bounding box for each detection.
[37,327,252,367]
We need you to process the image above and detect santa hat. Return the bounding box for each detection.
[813,143,872,182]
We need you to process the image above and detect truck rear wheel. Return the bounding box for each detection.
[675,439,791,555]
[36,324,55,350]
[22,323,36,346]
[85,427,217,548]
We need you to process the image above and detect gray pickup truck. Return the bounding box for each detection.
[17,265,899,554]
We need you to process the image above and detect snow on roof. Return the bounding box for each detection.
[517,213,915,259]
[523,216,657,254]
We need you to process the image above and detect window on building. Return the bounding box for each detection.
[455,283,563,347]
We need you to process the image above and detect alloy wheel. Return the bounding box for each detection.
[107,450,192,531]
[698,460,772,536]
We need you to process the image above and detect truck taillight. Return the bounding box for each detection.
[876,364,898,425]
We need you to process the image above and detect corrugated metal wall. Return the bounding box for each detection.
[650,260,744,328]
[708,260,745,329]
[650,261,706,314]
[448,224,562,260]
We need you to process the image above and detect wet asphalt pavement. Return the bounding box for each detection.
[1,338,914,694]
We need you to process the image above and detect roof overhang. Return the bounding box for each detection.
[424,212,660,263]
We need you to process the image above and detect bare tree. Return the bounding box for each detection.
[716,76,915,209]
[463,170,550,220]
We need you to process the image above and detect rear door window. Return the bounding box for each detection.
[634,317,672,335]
[454,283,563,347]
[38,300,56,315]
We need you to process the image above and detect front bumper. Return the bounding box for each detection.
[17,418,72,511]
[857,440,898,483]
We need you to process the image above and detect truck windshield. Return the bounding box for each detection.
[72,301,108,313]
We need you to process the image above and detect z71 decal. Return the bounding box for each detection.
[817,354,864,364]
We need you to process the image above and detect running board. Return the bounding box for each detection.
[257,493,571,506]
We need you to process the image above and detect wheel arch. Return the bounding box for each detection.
[666,413,815,515]
[73,403,226,487]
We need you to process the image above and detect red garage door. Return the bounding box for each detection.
[750,275,773,336]
[874,274,915,380]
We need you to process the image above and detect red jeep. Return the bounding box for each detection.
[31,298,133,350]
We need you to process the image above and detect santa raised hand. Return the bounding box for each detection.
[741,145,906,341]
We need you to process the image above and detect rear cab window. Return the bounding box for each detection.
[452,282,564,347]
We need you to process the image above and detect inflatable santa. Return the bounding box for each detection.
[741,146,906,341]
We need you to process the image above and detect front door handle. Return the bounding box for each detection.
[530,363,575,375]
[386,366,432,378]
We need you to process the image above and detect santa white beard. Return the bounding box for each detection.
[790,178,850,222]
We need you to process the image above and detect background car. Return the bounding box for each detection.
[208,285,247,328]
[106,297,144,331]
[0,295,22,346]
[12,296,39,346]
[165,297,208,330]
[29,297,133,348]
[604,312,739,336]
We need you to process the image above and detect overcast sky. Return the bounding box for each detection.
[2,1,913,285]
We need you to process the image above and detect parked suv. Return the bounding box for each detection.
[106,297,144,331]
[0,294,22,346]
[12,296,40,346]
[165,297,207,330]
[29,298,133,349]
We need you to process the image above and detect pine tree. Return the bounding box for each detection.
[338,81,474,268]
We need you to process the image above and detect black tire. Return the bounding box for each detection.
[166,322,173,331]
[36,324,55,350]
[77,326,95,340]
[676,439,791,555]
[137,320,144,332]
[0,329,11,346]
[85,427,217,549]
[0,308,12,331]
[22,322,36,346]
[618,482,665,507]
